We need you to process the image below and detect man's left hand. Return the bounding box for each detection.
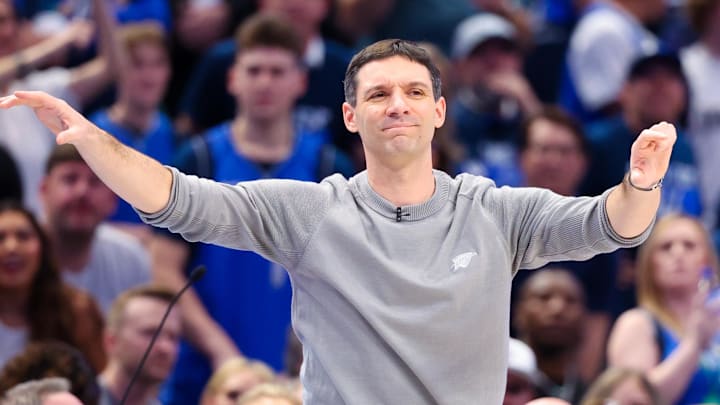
[629,121,677,189]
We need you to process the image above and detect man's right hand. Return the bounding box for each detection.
[0,91,99,144]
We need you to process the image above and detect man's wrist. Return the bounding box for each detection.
[625,172,663,192]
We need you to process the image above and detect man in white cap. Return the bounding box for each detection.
[450,12,541,187]
[504,338,542,405]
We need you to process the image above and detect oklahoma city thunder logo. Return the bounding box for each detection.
[451,252,477,272]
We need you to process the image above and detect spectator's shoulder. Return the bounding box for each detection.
[614,307,654,332]
[95,224,147,254]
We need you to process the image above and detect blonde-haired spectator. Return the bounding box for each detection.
[201,357,275,405]
[608,214,720,404]
[235,383,301,405]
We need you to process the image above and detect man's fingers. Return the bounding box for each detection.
[0,91,52,109]
[635,129,675,151]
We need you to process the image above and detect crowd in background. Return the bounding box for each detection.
[1,0,720,404]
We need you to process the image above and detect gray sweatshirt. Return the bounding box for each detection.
[140,168,650,404]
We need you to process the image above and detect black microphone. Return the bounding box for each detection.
[119,265,207,405]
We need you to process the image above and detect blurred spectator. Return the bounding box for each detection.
[0,342,100,405]
[518,107,587,195]
[164,0,255,117]
[15,0,171,35]
[504,338,542,405]
[89,22,177,242]
[521,0,589,105]
[200,357,275,405]
[175,0,352,147]
[0,0,119,214]
[0,145,22,202]
[171,0,235,53]
[153,14,352,405]
[98,285,181,405]
[0,200,105,371]
[235,384,301,405]
[450,12,541,187]
[579,367,659,405]
[514,268,588,403]
[513,107,618,382]
[0,0,39,57]
[681,0,720,229]
[1,378,82,405]
[607,214,720,404]
[561,0,666,122]
[342,0,520,56]
[581,51,702,218]
[39,144,150,313]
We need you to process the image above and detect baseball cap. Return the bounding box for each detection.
[628,51,684,81]
[451,13,517,59]
[508,338,540,386]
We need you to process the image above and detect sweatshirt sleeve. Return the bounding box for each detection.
[485,184,653,271]
[136,167,334,269]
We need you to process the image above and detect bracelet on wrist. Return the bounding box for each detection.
[625,172,663,192]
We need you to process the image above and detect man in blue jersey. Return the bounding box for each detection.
[150,14,352,405]
[1,39,675,404]
[90,22,176,243]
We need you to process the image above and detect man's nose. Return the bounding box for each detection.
[386,91,409,115]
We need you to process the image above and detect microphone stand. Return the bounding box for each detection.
[118,265,207,405]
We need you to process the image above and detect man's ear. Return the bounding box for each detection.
[342,102,359,133]
[434,96,447,128]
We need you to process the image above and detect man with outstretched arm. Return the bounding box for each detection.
[0,39,674,404]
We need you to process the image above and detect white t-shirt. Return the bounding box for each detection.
[0,68,79,214]
[62,224,151,315]
[568,3,658,110]
[681,43,720,227]
[0,321,27,369]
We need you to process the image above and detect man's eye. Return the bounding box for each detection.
[371,92,385,99]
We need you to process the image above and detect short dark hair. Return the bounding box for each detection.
[45,144,85,174]
[519,106,589,156]
[343,39,442,106]
[234,13,304,61]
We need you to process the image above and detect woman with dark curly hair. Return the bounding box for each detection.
[0,199,105,372]
[0,341,100,405]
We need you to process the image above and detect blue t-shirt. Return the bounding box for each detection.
[90,109,177,223]
[655,316,720,404]
[581,115,703,217]
[160,123,338,405]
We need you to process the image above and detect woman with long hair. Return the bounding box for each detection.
[580,367,659,405]
[0,199,105,372]
[607,214,720,404]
